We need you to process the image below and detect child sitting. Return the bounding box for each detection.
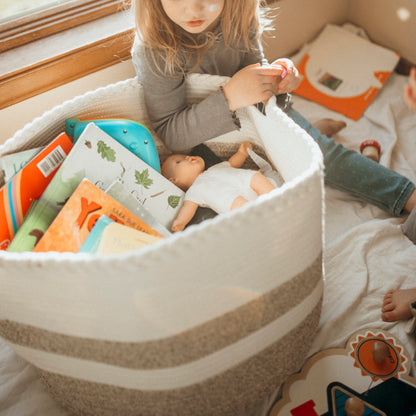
[161,142,275,232]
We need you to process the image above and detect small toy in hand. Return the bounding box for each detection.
[161,141,275,232]
[65,118,160,172]
[360,139,381,163]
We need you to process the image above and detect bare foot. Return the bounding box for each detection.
[381,288,416,322]
[313,118,347,137]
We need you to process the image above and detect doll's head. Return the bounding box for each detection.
[161,154,205,191]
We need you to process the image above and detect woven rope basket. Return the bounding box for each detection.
[0,74,324,416]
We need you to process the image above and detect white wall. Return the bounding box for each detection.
[348,0,416,64]
[262,0,348,60]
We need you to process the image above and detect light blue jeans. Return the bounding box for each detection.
[287,108,415,216]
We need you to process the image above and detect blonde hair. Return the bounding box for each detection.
[133,0,270,75]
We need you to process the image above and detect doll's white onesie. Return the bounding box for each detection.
[185,161,258,214]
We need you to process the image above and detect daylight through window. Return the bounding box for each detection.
[0,0,130,53]
[0,0,74,22]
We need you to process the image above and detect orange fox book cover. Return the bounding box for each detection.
[0,133,73,250]
[33,178,164,253]
[293,24,399,120]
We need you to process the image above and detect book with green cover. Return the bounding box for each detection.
[8,123,184,252]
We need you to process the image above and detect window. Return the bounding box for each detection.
[0,0,74,21]
[0,0,131,53]
[0,0,134,111]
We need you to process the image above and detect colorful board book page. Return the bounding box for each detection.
[0,133,73,250]
[7,122,183,252]
[293,24,400,120]
[33,178,163,253]
[79,215,162,254]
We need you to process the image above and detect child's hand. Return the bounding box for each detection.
[404,67,416,112]
[223,63,284,111]
[270,58,301,94]
[238,141,253,157]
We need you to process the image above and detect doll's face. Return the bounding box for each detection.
[162,154,205,191]
[160,0,224,34]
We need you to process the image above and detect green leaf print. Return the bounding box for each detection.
[97,141,116,162]
[168,195,181,209]
[135,169,153,189]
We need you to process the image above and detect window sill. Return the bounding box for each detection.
[0,10,135,111]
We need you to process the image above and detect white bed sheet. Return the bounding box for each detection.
[293,72,416,368]
[1,72,415,415]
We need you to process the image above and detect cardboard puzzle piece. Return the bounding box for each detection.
[269,328,416,416]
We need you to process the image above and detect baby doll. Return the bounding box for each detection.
[161,142,275,232]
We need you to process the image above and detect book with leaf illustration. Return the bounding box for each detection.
[33,179,164,253]
[105,180,171,237]
[8,122,184,252]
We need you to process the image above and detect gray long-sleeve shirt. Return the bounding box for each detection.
[131,25,265,151]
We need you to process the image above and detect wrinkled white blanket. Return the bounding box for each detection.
[293,73,416,366]
[1,73,415,415]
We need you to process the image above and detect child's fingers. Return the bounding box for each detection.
[264,63,287,78]
[276,68,301,93]
[404,85,416,111]
[257,66,287,77]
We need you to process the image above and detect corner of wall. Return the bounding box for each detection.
[262,0,349,61]
[347,0,416,65]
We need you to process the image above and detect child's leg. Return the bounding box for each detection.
[287,108,416,216]
[312,118,346,137]
[402,205,416,243]
[250,172,275,195]
[381,288,416,322]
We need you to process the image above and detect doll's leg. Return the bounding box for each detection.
[287,108,416,216]
[231,196,249,210]
[250,172,275,195]
[230,172,274,210]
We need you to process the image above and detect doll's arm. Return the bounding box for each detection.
[172,200,199,232]
[228,141,253,168]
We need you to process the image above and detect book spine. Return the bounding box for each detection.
[0,133,73,250]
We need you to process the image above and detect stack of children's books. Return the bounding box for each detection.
[0,122,185,254]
